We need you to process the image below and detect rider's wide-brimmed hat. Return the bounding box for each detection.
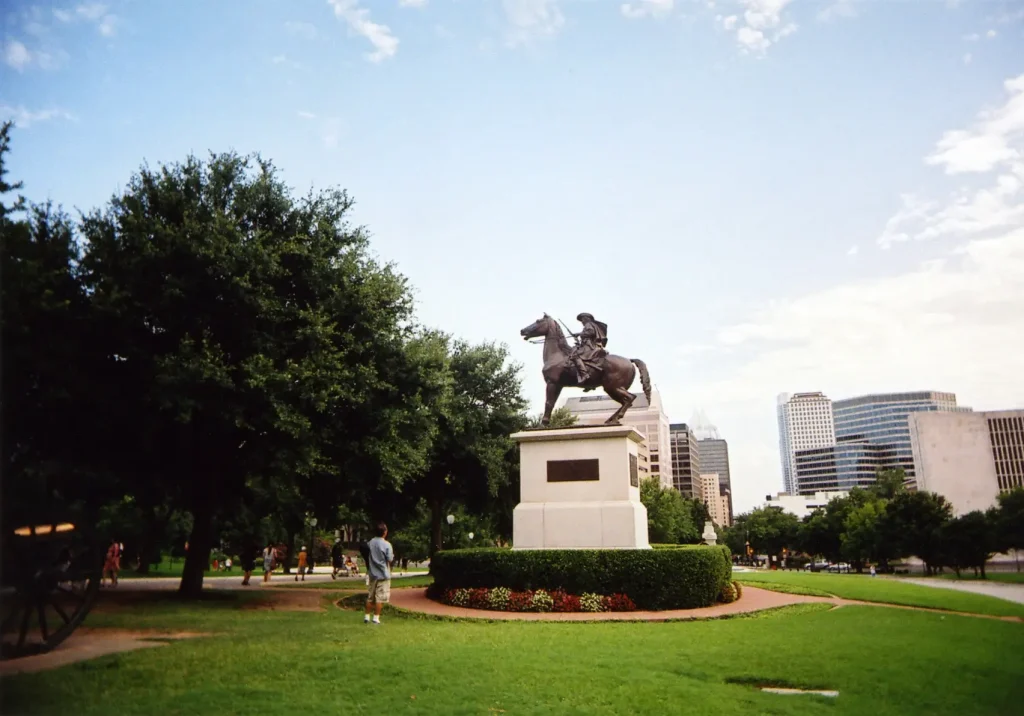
[577,313,594,322]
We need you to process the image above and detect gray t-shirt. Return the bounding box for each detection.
[367,536,394,580]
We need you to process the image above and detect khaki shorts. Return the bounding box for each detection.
[368,578,391,603]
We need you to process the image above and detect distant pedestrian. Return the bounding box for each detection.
[870,565,877,577]
[103,539,121,587]
[331,539,344,580]
[295,546,308,581]
[364,522,394,625]
[262,542,276,583]
[240,542,256,586]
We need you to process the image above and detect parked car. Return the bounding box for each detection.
[828,562,851,573]
[805,561,831,572]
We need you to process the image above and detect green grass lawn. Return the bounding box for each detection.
[2,590,1022,715]
[735,571,1024,617]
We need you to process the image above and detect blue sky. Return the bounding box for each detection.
[4,0,1023,511]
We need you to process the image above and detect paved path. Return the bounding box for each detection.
[387,586,1024,622]
[898,578,1024,605]
[114,570,426,591]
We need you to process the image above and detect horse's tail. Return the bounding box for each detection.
[631,358,652,403]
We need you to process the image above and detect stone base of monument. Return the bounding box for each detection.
[510,425,651,550]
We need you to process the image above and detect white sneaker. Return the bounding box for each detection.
[372,616,380,625]
[364,614,370,623]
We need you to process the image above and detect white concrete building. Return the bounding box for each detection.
[564,390,673,489]
[777,392,836,494]
[698,473,732,527]
[762,491,849,520]
[909,409,1024,515]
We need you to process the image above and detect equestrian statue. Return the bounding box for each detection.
[520,313,651,426]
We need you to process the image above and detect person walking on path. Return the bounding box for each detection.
[331,539,344,580]
[240,542,257,586]
[103,539,121,587]
[295,546,308,581]
[262,542,276,584]
[364,522,394,625]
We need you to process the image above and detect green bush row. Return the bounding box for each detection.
[429,546,731,610]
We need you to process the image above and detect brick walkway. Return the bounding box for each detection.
[388,586,1024,622]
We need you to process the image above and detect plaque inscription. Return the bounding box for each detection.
[546,458,600,482]
[629,453,638,487]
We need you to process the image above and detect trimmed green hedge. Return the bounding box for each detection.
[429,546,731,610]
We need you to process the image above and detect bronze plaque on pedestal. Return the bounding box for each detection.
[546,458,600,482]
[630,454,638,487]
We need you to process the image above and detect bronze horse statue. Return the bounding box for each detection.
[520,313,651,426]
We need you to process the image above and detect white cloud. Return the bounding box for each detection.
[327,0,399,63]
[964,32,979,42]
[926,74,1024,175]
[0,104,76,128]
[720,0,798,55]
[52,3,118,36]
[986,29,997,38]
[399,0,428,7]
[846,245,859,256]
[621,0,674,20]
[817,0,858,23]
[963,52,972,65]
[3,40,32,71]
[322,117,343,149]
[297,110,317,119]
[284,21,319,40]
[503,0,565,46]
[680,73,1024,509]
[272,54,304,70]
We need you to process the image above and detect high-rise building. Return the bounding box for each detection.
[833,392,969,484]
[563,390,671,488]
[777,392,835,494]
[669,423,700,497]
[793,439,891,493]
[697,473,732,527]
[690,410,734,522]
[697,438,732,521]
[909,409,1024,514]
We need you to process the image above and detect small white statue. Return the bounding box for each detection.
[702,520,717,546]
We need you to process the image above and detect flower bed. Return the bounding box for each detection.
[440,587,638,613]
[429,546,732,610]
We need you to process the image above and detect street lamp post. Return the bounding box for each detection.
[446,514,455,549]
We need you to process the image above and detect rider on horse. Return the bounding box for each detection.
[570,313,608,390]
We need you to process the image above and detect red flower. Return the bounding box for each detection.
[602,593,637,612]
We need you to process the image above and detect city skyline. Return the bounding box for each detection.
[4,1,1022,513]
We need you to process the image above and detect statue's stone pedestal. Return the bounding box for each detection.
[511,425,651,550]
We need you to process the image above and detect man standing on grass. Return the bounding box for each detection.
[364,522,394,625]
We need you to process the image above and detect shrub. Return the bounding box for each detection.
[488,586,512,611]
[507,590,534,611]
[467,588,490,609]
[579,592,604,612]
[447,588,470,607]
[551,590,581,612]
[430,546,731,610]
[531,590,554,612]
[733,581,743,600]
[719,581,737,604]
[602,593,637,612]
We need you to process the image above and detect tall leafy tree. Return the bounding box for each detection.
[734,507,800,559]
[1,123,118,523]
[940,511,996,578]
[640,478,699,544]
[992,488,1024,572]
[883,491,952,575]
[78,152,435,595]
[408,339,527,554]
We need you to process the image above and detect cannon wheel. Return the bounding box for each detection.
[1,522,103,659]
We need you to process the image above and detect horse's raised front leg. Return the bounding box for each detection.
[604,385,635,425]
[542,382,563,426]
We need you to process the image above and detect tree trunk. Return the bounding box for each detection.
[429,496,443,556]
[179,498,214,598]
[980,563,987,579]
